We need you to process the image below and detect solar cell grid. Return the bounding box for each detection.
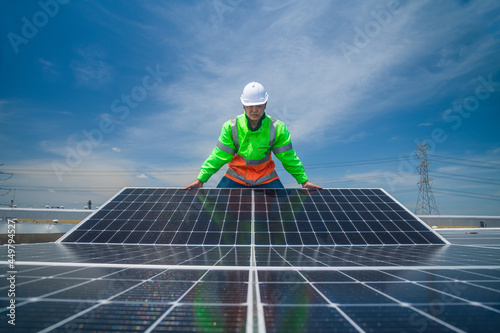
[2,250,500,331]
[4,188,499,332]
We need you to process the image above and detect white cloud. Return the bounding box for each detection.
[0,100,12,123]
[38,58,54,67]
[342,132,367,144]
[94,0,498,196]
[490,147,500,155]
[129,0,499,155]
[318,170,419,188]
[40,140,67,157]
[2,157,195,208]
[38,58,61,79]
[4,1,499,215]
[436,166,462,173]
[71,46,113,89]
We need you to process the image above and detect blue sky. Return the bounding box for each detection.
[1,0,499,214]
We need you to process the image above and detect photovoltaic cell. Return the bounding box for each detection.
[59,188,447,246]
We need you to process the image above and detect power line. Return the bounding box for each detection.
[0,188,12,197]
[0,164,13,197]
[1,157,403,175]
[3,154,499,206]
[0,164,14,181]
[1,168,197,175]
[430,153,500,166]
[4,185,121,193]
[431,172,500,185]
[431,171,500,183]
[306,157,401,169]
[430,155,500,170]
[432,159,500,170]
[3,154,500,175]
[433,188,500,202]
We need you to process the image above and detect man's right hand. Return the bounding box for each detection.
[184,179,204,189]
[301,181,322,189]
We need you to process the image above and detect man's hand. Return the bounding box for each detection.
[301,181,322,189]
[184,179,204,189]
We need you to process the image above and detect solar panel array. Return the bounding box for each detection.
[59,188,447,245]
[1,188,499,332]
[1,243,500,332]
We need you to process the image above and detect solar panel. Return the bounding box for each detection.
[58,188,448,246]
[1,188,499,332]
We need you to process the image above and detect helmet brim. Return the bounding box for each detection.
[240,94,268,106]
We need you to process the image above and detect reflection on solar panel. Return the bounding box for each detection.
[1,188,499,332]
[59,188,448,245]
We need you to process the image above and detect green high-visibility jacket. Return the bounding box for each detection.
[198,113,309,185]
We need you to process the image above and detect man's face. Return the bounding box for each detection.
[243,102,266,122]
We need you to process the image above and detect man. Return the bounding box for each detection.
[185,82,321,189]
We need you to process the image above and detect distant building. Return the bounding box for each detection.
[418,215,500,228]
[0,207,93,224]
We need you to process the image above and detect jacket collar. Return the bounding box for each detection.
[245,112,267,132]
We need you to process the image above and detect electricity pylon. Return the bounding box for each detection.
[415,141,440,215]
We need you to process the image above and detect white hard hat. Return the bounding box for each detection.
[240,82,269,106]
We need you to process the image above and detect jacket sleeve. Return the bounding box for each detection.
[272,122,309,184]
[197,121,236,183]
